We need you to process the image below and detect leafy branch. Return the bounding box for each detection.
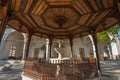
[97,24,120,43]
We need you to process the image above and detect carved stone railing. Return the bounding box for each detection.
[24,58,98,80]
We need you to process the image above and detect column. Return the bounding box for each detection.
[22,37,27,60]
[68,34,73,58]
[46,39,49,59]
[49,37,53,58]
[25,33,32,58]
[69,37,73,58]
[91,30,101,72]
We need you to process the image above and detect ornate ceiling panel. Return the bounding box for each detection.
[6,0,117,38]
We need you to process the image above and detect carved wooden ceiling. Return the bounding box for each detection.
[5,0,119,38]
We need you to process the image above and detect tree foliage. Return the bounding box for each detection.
[97,24,120,43]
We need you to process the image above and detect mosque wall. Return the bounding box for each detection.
[28,36,46,59]
[73,37,93,59]
[0,27,24,59]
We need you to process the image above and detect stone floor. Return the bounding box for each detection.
[89,60,120,80]
[0,60,24,80]
[100,60,120,80]
[0,60,120,80]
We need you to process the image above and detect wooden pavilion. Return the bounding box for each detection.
[0,0,120,80]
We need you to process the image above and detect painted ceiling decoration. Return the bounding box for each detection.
[2,0,119,38]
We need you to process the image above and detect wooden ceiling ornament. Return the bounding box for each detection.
[0,0,8,8]
[6,0,118,39]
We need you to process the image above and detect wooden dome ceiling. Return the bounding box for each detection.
[7,0,118,38]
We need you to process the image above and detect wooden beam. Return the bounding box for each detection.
[83,0,95,12]
[32,30,49,36]
[20,0,28,12]
[93,9,115,31]
[20,13,35,28]
[110,7,120,24]
[0,4,8,43]
[72,32,88,38]
[13,15,33,31]
[96,19,117,33]
[27,0,38,14]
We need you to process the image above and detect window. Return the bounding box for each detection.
[34,48,39,58]
[9,46,16,57]
[79,48,85,58]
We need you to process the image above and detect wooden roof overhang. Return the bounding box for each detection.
[1,0,120,39]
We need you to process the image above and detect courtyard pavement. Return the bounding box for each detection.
[0,60,120,80]
[90,60,120,80]
[100,60,120,80]
[0,60,24,80]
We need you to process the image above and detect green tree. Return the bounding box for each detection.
[97,24,120,43]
